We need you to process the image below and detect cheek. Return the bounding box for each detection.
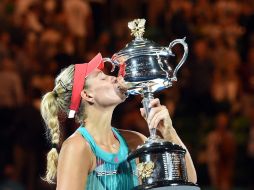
[95,85,114,95]
[94,85,121,103]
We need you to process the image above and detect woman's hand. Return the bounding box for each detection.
[140,98,174,138]
[140,98,198,184]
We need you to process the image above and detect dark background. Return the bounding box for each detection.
[0,0,253,189]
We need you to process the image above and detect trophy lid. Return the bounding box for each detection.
[112,19,173,63]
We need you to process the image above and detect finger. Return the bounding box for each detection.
[140,108,146,118]
[149,106,169,128]
[149,98,161,108]
[149,109,167,129]
[149,111,161,129]
[147,107,162,124]
[153,115,164,130]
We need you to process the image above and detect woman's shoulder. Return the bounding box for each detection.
[63,132,87,148]
[57,133,93,189]
[60,132,92,161]
[118,129,147,152]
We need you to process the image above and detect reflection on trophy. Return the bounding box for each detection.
[105,18,200,190]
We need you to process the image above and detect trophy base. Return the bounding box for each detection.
[128,143,201,190]
[133,181,200,190]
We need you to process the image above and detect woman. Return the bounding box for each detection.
[41,53,197,189]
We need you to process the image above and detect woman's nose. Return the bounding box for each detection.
[117,76,125,83]
[117,75,124,80]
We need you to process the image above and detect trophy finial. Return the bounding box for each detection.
[128,18,146,39]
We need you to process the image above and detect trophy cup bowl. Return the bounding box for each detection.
[110,32,187,96]
[104,19,200,190]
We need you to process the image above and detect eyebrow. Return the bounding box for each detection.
[97,70,103,75]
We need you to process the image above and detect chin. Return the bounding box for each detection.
[118,92,128,102]
[113,96,125,104]
[114,89,127,101]
[119,97,126,103]
[107,95,125,106]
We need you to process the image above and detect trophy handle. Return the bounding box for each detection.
[168,37,188,82]
[103,57,117,72]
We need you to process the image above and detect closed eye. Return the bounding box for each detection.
[98,71,107,80]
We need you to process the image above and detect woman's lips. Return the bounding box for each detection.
[115,77,129,97]
[117,84,128,94]
[117,78,128,92]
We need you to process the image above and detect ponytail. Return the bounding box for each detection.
[40,64,86,183]
[41,91,60,183]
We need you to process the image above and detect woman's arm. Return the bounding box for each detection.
[57,133,93,190]
[140,98,197,184]
[119,129,147,152]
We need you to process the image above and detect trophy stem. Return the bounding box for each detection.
[141,85,157,140]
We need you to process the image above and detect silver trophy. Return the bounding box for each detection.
[104,19,199,190]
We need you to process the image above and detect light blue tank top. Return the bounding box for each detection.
[77,126,138,190]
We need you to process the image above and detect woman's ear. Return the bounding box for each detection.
[81,90,94,104]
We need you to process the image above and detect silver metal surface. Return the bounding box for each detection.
[129,141,188,187]
[113,37,188,95]
[103,19,188,95]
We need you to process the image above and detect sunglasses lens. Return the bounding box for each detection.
[101,62,119,77]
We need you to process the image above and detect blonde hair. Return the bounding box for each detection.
[41,65,86,183]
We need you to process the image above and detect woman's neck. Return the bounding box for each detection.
[83,105,116,145]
